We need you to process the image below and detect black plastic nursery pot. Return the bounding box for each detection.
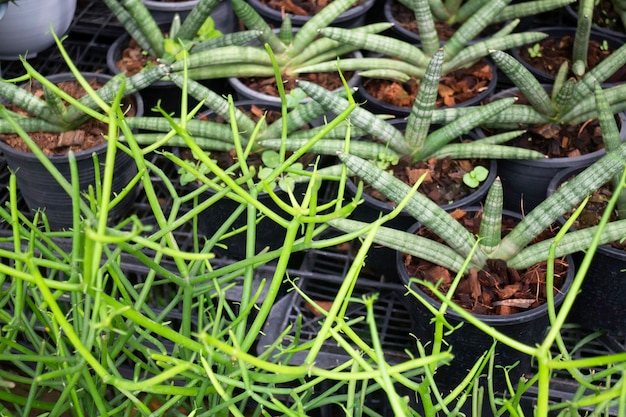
[396,208,576,391]
[245,0,376,28]
[547,166,626,337]
[0,72,142,229]
[492,88,626,212]
[564,3,626,42]
[510,26,626,87]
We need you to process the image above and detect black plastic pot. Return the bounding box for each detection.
[142,0,237,32]
[510,26,626,87]
[246,0,376,28]
[0,73,142,229]
[548,166,626,337]
[491,86,626,212]
[356,58,498,117]
[397,208,576,391]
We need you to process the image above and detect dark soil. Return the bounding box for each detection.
[403,208,568,315]
[256,0,361,16]
[557,177,626,251]
[116,38,159,77]
[0,79,135,155]
[362,156,490,206]
[517,35,626,83]
[239,70,354,97]
[362,59,493,108]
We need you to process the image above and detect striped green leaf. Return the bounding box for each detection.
[192,30,263,53]
[429,143,545,160]
[415,97,516,160]
[127,133,235,151]
[104,0,155,55]
[338,152,485,263]
[431,104,550,128]
[259,138,400,161]
[297,57,425,79]
[494,144,626,261]
[291,0,368,58]
[489,50,556,117]
[442,31,548,73]
[168,74,257,136]
[0,81,58,125]
[495,0,575,22]
[572,0,594,76]
[478,178,503,252]
[171,46,273,72]
[126,117,234,142]
[296,80,410,154]
[444,0,509,58]
[319,27,430,68]
[0,118,63,134]
[120,0,165,57]
[176,0,220,40]
[561,83,626,124]
[508,219,626,269]
[358,69,412,83]
[231,0,286,54]
[328,218,471,272]
[405,49,443,151]
[570,42,626,103]
[405,0,440,56]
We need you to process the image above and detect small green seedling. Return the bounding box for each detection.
[259,150,304,192]
[527,43,542,58]
[601,39,610,51]
[463,166,489,188]
[285,88,308,108]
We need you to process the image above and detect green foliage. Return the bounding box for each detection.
[527,42,542,58]
[462,165,489,188]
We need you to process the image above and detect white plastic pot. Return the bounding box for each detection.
[0,0,77,60]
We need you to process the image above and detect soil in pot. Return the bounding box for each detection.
[404,208,568,316]
[399,207,573,391]
[566,0,626,39]
[360,58,494,113]
[256,0,364,17]
[516,33,626,84]
[238,70,354,100]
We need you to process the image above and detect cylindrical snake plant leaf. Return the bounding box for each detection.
[478,177,504,252]
[230,0,286,54]
[104,0,157,56]
[403,0,440,56]
[405,49,444,151]
[494,142,626,261]
[176,0,220,40]
[328,218,472,272]
[338,152,487,264]
[572,0,594,76]
[296,80,410,154]
[489,50,557,117]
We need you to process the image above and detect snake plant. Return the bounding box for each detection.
[103,0,261,68]
[258,50,544,165]
[167,0,389,81]
[327,144,626,274]
[298,0,547,84]
[0,59,167,135]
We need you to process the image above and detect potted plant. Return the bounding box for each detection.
[383,0,573,44]
[327,134,626,388]
[261,51,545,227]
[483,46,626,210]
[547,83,626,337]
[0,0,77,60]
[303,0,549,114]
[0,36,168,228]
